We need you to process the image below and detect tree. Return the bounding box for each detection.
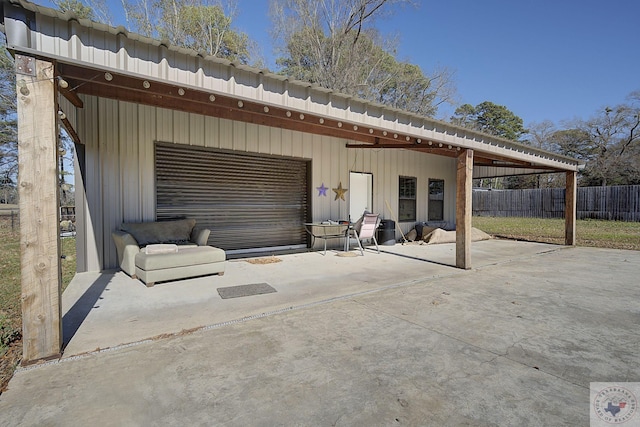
[180,4,249,60]
[368,58,456,117]
[52,0,115,25]
[549,128,592,160]
[271,0,456,117]
[125,0,251,63]
[451,101,526,141]
[576,94,640,186]
[451,101,527,189]
[505,121,566,189]
[52,0,95,19]
[0,38,17,202]
[58,134,76,208]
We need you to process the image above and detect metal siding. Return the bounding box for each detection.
[290,129,302,159]
[19,0,569,266]
[311,137,324,221]
[248,123,259,152]
[302,132,314,159]
[173,110,189,144]
[73,143,87,272]
[77,96,458,270]
[203,116,219,149]
[101,98,120,267]
[80,95,101,271]
[155,143,309,252]
[329,138,342,222]
[257,125,270,155]
[156,107,173,142]
[219,119,233,150]
[233,120,246,151]
[119,101,139,221]
[269,127,281,155]
[284,128,296,156]
[138,104,156,220]
[189,113,205,147]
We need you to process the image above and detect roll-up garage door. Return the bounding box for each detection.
[155,142,310,254]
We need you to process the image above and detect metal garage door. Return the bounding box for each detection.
[155,142,310,254]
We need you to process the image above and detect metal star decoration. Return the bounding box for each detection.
[316,183,328,197]
[332,182,348,201]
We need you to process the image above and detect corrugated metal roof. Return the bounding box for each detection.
[1,0,584,172]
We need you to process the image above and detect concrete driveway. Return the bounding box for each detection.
[1,241,638,426]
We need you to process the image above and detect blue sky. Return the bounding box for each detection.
[42,0,640,128]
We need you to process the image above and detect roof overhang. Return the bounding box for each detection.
[1,0,584,177]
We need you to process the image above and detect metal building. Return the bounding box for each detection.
[1,0,583,362]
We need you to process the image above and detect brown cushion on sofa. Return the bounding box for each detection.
[121,219,196,246]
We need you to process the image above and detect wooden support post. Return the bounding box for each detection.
[16,56,62,363]
[456,149,473,269]
[565,171,577,246]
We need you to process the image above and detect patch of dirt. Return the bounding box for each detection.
[244,256,283,265]
[336,251,358,257]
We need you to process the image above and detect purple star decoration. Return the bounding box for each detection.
[317,183,328,196]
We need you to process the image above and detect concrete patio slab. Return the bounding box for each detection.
[60,240,558,356]
[1,242,638,426]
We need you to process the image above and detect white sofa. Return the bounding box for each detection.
[112,218,225,286]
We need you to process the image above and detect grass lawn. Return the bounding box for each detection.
[0,216,76,392]
[473,216,640,251]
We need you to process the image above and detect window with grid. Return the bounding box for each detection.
[398,176,417,222]
[428,179,444,221]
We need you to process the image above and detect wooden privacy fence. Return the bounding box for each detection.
[473,185,640,221]
[0,207,19,230]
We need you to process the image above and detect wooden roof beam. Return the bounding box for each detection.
[58,110,82,145]
[57,83,83,108]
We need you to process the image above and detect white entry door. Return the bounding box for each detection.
[349,172,373,221]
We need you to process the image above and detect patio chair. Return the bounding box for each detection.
[347,213,380,255]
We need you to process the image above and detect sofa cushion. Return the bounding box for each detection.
[121,219,196,246]
[135,246,226,271]
[191,228,211,246]
[144,244,179,254]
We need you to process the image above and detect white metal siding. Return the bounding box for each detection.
[75,96,456,271]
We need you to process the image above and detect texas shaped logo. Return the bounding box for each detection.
[605,401,627,417]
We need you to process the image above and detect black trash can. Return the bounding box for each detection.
[377,219,396,246]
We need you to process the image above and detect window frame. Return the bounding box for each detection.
[398,176,417,222]
[428,178,445,221]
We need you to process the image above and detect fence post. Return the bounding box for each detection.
[565,172,577,246]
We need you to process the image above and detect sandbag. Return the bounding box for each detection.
[406,228,418,242]
[423,228,491,244]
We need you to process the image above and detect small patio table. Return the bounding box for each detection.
[304,222,351,255]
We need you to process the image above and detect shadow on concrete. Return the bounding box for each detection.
[62,274,113,349]
[379,248,455,268]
